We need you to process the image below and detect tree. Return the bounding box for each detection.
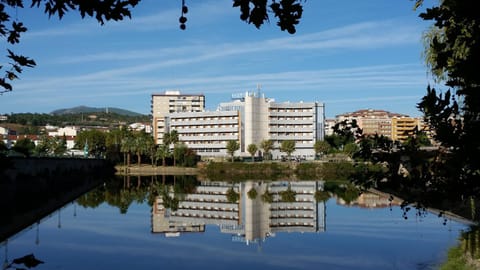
[233,0,305,34]
[260,139,274,160]
[120,135,134,167]
[226,187,240,203]
[413,0,480,204]
[280,140,295,160]
[343,142,359,158]
[156,144,170,167]
[226,140,240,162]
[247,143,258,162]
[12,138,35,157]
[132,131,152,166]
[163,130,179,166]
[314,140,331,159]
[75,129,106,158]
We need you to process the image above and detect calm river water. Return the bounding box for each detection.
[1,177,469,270]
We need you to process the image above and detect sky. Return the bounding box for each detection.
[0,0,441,118]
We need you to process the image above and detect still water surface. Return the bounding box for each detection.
[1,178,468,270]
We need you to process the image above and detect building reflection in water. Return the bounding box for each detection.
[152,181,326,244]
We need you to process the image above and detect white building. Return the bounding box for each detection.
[152,90,325,160]
[169,110,241,157]
[151,90,205,144]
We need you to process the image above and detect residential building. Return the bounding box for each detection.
[334,109,425,142]
[391,117,423,142]
[153,90,325,160]
[169,110,241,156]
[151,90,205,144]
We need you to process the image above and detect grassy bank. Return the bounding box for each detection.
[197,161,358,181]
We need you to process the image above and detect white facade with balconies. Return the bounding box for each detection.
[169,110,241,156]
[152,90,325,159]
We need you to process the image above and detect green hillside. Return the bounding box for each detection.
[51,106,143,116]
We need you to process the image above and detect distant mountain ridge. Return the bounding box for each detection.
[51,106,144,116]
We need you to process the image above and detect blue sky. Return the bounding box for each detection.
[1,0,440,118]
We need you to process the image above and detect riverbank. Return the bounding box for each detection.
[115,164,198,175]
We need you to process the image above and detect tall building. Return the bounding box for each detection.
[151,90,205,144]
[152,90,325,160]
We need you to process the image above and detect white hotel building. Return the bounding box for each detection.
[151,90,325,160]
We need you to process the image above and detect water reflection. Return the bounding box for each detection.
[153,181,326,243]
[0,175,475,270]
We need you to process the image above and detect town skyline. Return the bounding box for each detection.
[0,1,440,118]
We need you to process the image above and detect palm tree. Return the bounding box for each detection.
[120,136,135,167]
[133,132,151,166]
[226,140,240,162]
[260,139,274,161]
[156,144,170,167]
[164,130,179,166]
[247,143,258,162]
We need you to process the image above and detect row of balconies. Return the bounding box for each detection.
[177,205,238,213]
[170,211,239,220]
[181,135,238,141]
[270,222,315,227]
[171,119,239,125]
[175,127,239,133]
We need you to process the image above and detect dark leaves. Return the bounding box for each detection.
[7,49,36,67]
[233,0,304,34]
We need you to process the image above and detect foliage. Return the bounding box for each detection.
[260,139,274,160]
[343,142,359,158]
[226,187,240,203]
[247,143,258,162]
[280,140,295,158]
[3,112,149,128]
[173,143,198,167]
[279,185,296,202]
[261,189,273,203]
[233,0,305,34]
[0,0,140,93]
[440,226,480,270]
[75,129,107,157]
[156,144,170,167]
[314,140,331,158]
[12,137,35,157]
[314,190,330,202]
[247,187,258,199]
[226,140,240,162]
[202,161,289,181]
[35,135,67,157]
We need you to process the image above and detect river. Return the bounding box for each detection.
[0,176,470,270]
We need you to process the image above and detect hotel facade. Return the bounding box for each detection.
[152,90,325,160]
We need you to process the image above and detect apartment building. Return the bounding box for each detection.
[151,90,205,144]
[153,90,325,160]
[169,110,241,156]
[391,117,423,142]
[334,109,425,142]
[218,91,325,159]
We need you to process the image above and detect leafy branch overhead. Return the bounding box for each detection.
[0,0,140,94]
[233,0,304,34]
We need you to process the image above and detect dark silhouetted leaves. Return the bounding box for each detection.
[233,0,304,34]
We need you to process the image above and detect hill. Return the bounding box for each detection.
[51,106,143,117]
